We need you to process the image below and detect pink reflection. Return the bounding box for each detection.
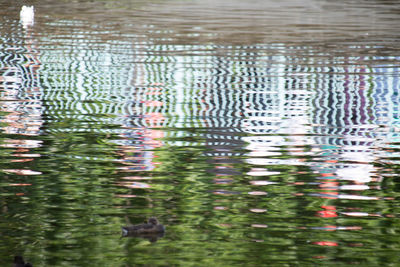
[251,224,268,228]
[313,241,338,246]
[122,176,152,180]
[116,181,151,189]
[8,183,32,186]
[250,180,276,186]
[214,206,228,210]
[1,139,42,149]
[114,194,138,198]
[3,169,41,175]
[142,100,163,107]
[145,87,163,96]
[248,191,268,196]
[12,153,41,158]
[10,159,34,163]
[249,208,267,213]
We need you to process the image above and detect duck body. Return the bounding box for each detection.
[122,217,165,236]
[13,256,32,267]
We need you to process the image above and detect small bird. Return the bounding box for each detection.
[13,256,32,267]
[122,217,165,236]
[20,6,34,28]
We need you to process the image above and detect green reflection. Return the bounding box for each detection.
[1,0,400,266]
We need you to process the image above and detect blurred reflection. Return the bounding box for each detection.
[0,0,399,265]
[114,63,165,195]
[0,5,42,195]
[121,231,165,243]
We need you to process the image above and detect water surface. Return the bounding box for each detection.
[1,0,400,266]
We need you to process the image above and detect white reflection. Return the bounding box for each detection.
[20,6,34,29]
[335,164,375,183]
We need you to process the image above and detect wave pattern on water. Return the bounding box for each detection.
[0,1,400,266]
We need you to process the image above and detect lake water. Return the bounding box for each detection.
[1,0,400,266]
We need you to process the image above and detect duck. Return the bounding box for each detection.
[121,217,165,236]
[13,256,32,267]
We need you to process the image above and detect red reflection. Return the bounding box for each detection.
[321,205,335,210]
[318,177,339,199]
[317,210,337,218]
[317,206,337,218]
[312,255,327,259]
[313,241,338,246]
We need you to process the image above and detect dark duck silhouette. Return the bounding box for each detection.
[13,256,32,267]
[122,217,165,236]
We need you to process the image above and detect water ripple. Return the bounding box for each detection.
[0,1,400,266]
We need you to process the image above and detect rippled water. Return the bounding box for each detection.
[1,0,400,266]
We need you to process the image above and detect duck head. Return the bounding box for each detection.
[148,217,159,225]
